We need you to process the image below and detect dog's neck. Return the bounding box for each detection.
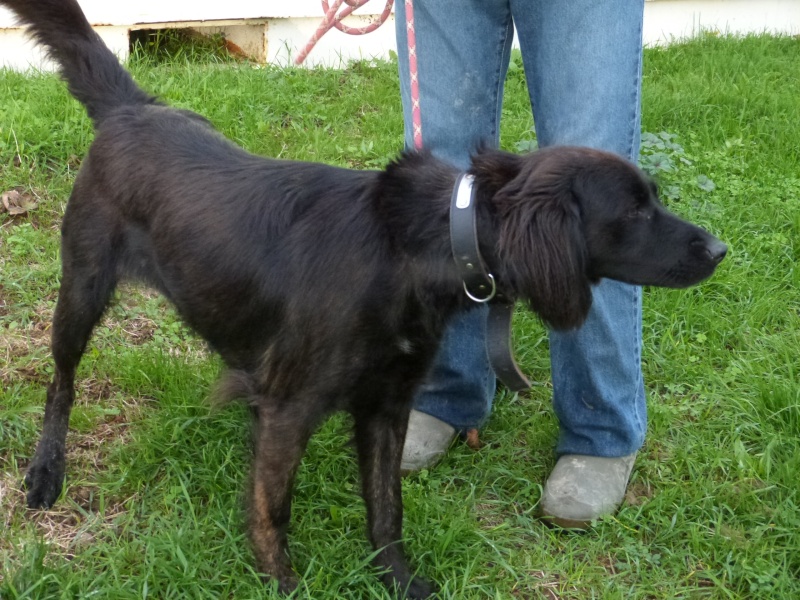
[379,152,504,246]
[375,151,502,298]
[377,147,597,331]
[375,151,530,391]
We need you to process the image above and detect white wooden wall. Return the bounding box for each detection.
[1,0,799,70]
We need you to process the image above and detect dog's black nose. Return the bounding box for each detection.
[691,237,727,264]
[706,239,727,263]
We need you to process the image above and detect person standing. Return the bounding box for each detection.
[395,0,646,527]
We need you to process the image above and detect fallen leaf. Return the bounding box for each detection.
[1,189,38,215]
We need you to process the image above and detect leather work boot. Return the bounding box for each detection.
[400,409,456,473]
[540,453,637,528]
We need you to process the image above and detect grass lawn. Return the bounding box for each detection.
[1,33,799,599]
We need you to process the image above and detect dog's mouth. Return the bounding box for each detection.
[594,238,727,289]
[636,253,727,288]
[665,256,727,287]
[665,237,728,287]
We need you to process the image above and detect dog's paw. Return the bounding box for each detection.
[403,576,437,599]
[276,574,299,596]
[23,461,64,509]
[259,565,299,596]
[384,572,437,599]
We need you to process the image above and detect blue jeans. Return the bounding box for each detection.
[395,0,646,457]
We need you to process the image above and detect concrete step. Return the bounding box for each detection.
[0,0,396,69]
[1,0,799,71]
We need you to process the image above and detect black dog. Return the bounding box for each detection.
[5,0,726,597]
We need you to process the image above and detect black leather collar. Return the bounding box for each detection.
[450,173,496,302]
[449,173,531,392]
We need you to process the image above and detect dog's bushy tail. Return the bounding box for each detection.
[1,0,157,124]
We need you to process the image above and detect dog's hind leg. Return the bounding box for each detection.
[353,403,436,599]
[24,193,120,508]
[249,401,321,594]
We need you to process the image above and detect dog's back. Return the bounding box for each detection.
[71,102,387,366]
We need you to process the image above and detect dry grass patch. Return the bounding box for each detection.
[0,469,135,565]
[510,570,568,599]
[1,402,139,566]
[0,316,53,388]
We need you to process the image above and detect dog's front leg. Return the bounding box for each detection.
[249,402,318,594]
[353,404,436,599]
[24,372,75,508]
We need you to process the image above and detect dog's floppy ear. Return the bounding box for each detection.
[491,161,592,330]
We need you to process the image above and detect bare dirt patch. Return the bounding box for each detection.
[474,501,506,529]
[0,283,8,318]
[624,481,655,507]
[0,314,54,388]
[1,468,134,561]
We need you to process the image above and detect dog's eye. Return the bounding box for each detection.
[627,207,650,220]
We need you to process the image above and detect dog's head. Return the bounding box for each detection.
[472,147,726,330]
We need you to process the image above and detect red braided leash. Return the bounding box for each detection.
[294,0,393,65]
[295,0,422,149]
[402,0,422,149]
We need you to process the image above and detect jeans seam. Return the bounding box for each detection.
[632,286,645,443]
[626,11,644,161]
[629,9,646,446]
[488,8,513,143]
